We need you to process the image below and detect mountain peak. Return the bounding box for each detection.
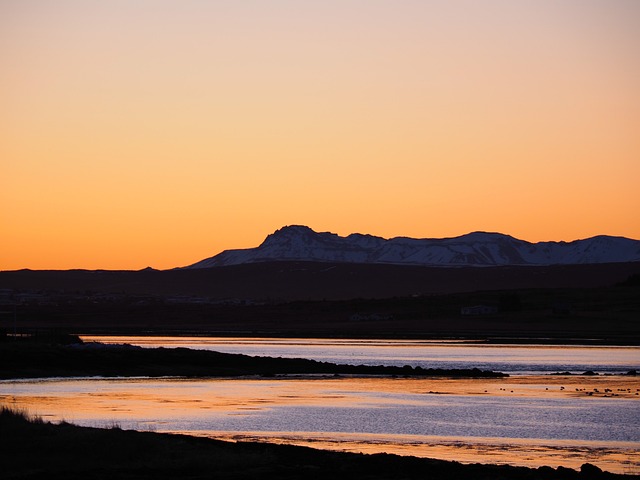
[457,231,511,240]
[260,225,324,248]
[273,225,316,236]
[186,226,640,269]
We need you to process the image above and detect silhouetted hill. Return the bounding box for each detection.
[2,261,639,301]
[2,262,639,342]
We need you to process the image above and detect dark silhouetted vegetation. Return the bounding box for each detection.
[617,273,640,287]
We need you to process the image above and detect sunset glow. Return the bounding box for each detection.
[2,1,639,270]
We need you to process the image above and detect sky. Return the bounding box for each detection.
[2,0,639,270]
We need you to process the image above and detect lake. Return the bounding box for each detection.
[81,336,640,375]
[1,337,639,474]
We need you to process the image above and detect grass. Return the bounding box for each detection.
[0,407,632,480]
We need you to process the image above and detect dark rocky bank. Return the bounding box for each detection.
[0,335,506,380]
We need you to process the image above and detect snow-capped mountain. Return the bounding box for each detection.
[187,225,640,268]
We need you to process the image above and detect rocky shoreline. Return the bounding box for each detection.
[0,335,507,380]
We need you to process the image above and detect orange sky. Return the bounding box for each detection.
[2,1,639,270]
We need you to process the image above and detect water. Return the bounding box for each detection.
[1,375,638,473]
[2,338,639,473]
[81,336,640,375]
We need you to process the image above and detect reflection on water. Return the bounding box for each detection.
[1,376,638,474]
[209,431,638,475]
[81,336,640,375]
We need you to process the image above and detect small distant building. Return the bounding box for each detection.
[460,305,498,316]
[349,313,394,322]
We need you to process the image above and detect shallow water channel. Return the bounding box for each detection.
[1,338,639,474]
[81,336,640,376]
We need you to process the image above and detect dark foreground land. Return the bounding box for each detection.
[0,335,506,379]
[1,408,632,480]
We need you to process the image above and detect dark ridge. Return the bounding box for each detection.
[2,261,640,301]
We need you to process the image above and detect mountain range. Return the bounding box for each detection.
[187,226,640,268]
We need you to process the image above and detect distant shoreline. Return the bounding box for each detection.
[75,332,640,346]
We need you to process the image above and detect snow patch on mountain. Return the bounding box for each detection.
[187,226,640,268]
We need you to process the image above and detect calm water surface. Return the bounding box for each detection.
[1,376,638,474]
[3,338,639,474]
[82,336,640,375]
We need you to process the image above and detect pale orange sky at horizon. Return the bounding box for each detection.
[2,0,639,270]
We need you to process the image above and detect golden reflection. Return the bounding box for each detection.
[2,376,638,416]
[1,375,638,475]
[190,431,639,475]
